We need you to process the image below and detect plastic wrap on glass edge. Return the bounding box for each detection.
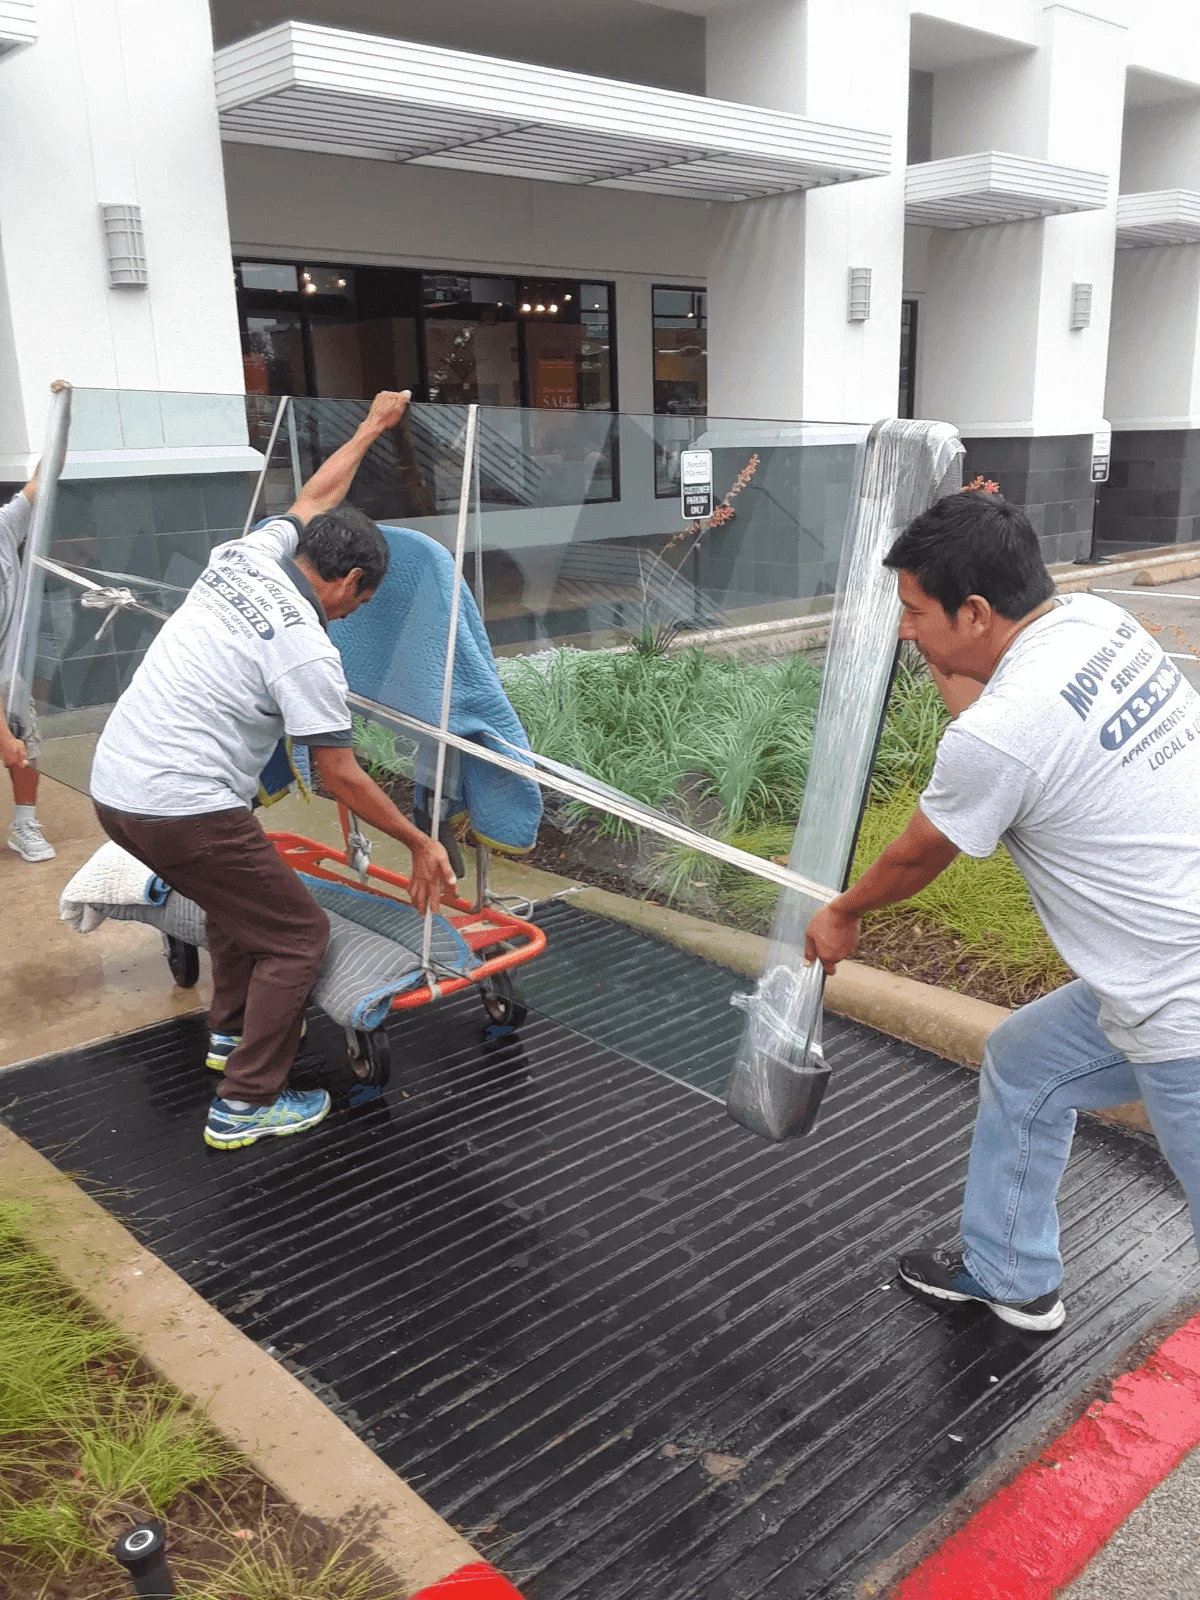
[726,418,964,1142]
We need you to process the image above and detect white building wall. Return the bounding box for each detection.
[705,0,908,423]
[0,0,244,476]
[918,3,1125,440]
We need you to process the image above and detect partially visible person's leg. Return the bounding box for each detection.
[94,804,329,1107]
[7,759,54,862]
[959,980,1140,1301]
[1132,1056,1200,1249]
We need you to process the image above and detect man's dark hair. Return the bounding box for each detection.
[883,491,1055,620]
[297,505,389,595]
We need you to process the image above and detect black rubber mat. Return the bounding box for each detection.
[3,908,1198,1600]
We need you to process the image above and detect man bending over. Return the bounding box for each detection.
[806,490,1200,1333]
[90,390,455,1150]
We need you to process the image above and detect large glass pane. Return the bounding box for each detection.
[23,388,870,889]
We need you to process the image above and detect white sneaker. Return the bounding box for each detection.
[8,819,55,862]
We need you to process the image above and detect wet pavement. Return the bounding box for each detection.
[2,906,1197,1599]
[1088,573,1200,693]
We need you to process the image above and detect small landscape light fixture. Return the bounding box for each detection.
[549,302,558,313]
[521,302,532,312]
[535,303,546,312]
[847,266,871,322]
[100,204,148,288]
[1070,282,1092,330]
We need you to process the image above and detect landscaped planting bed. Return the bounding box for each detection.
[0,1203,392,1600]
[354,643,1068,1009]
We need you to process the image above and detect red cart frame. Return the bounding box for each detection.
[265,829,547,1014]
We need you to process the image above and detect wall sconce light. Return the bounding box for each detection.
[100,203,148,287]
[847,266,871,322]
[1070,282,1093,331]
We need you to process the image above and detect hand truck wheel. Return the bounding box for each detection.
[165,937,199,989]
[349,1028,392,1088]
[481,971,528,1029]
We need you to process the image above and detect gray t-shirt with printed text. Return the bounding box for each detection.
[91,516,352,817]
[920,593,1200,1064]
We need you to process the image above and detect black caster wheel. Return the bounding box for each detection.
[481,971,528,1029]
[349,1029,392,1088]
[165,937,199,989]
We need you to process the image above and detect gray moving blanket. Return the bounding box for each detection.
[94,871,478,1032]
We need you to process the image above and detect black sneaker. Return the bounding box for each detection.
[898,1247,1065,1332]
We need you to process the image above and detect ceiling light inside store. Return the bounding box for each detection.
[564,294,572,301]
[336,277,347,287]
[304,282,316,293]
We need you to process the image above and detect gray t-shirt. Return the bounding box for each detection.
[91,516,352,817]
[920,593,1200,1063]
[0,490,32,695]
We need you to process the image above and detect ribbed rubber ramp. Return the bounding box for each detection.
[3,905,1197,1599]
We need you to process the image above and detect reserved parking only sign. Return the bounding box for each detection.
[680,449,714,520]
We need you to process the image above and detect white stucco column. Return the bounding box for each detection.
[0,0,245,474]
[704,0,908,423]
[918,4,1127,440]
[1107,98,1200,431]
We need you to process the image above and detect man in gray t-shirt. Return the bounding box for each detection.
[806,490,1200,1335]
[91,390,455,1151]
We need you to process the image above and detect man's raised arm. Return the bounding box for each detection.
[288,389,411,528]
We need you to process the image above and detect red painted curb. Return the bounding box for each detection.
[411,1561,527,1599]
[891,1313,1200,1598]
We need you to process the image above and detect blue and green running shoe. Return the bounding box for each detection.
[206,1019,306,1073]
[203,1087,330,1150]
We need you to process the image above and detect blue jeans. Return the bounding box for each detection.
[961,979,1200,1302]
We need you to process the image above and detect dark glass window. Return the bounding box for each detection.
[652,286,707,416]
[899,298,919,420]
[235,258,619,508]
[235,257,616,415]
[652,285,707,496]
[236,260,422,400]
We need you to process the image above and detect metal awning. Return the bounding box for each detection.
[905,152,1108,227]
[1116,189,1200,248]
[0,0,35,54]
[214,22,890,202]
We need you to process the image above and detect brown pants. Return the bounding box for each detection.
[94,803,330,1105]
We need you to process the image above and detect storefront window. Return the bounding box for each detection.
[653,286,706,416]
[236,261,421,400]
[653,285,707,496]
[235,258,619,507]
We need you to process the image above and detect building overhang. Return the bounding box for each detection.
[0,1,36,56]
[1116,190,1200,248]
[214,21,890,203]
[905,152,1108,228]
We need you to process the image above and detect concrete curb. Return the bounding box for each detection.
[1053,543,1200,594]
[0,1123,495,1597]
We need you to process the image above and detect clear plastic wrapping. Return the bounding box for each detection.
[726,419,964,1142]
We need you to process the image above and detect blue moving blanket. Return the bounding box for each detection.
[333,524,542,852]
